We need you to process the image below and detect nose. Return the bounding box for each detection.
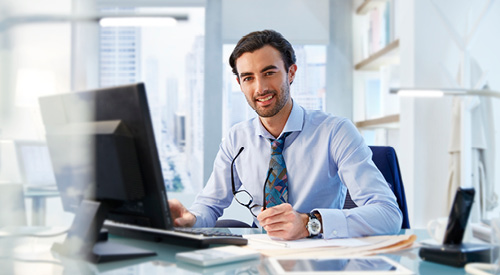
[255,77,269,94]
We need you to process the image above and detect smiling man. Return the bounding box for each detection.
[169,30,402,240]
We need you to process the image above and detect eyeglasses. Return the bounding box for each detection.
[230,147,272,217]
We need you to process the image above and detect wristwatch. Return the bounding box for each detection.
[306,213,321,237]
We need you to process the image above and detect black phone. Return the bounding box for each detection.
[419,187,494,267]
[443,187,475,245]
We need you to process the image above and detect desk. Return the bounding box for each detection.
[0,228,477,274]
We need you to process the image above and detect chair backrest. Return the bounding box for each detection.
[343,146,410,229]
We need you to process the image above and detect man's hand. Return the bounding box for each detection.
[257,203,309,240]
[168,199,196,227]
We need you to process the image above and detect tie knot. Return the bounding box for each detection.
[270,132,291,154]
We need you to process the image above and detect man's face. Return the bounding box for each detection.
[235,45,296,118]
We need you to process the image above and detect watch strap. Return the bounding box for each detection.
[307,212,321,237]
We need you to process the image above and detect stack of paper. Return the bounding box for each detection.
[243,234,417,257]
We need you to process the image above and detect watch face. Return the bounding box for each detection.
[308,218,321,235]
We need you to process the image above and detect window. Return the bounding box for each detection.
[98,7,205,193]
[222,44,326,135]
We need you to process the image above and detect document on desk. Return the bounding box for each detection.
[243,234,417,257]
[244,234,371,249]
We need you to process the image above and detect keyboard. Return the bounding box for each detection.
[103,220,248,248]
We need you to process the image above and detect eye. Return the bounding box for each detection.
[242,76,253,82]
[264,71,275,76]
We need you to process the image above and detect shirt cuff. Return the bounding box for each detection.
[192,213,202,227]
[188,206,208,227]
[313,208,348,239]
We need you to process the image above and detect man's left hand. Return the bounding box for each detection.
[257,203,309,240]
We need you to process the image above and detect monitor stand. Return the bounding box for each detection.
[51,200,156,263]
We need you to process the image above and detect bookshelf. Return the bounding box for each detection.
[354,114,399,129]
[353,0,400,147]
[356,0,390,15]
[355,39,399,71]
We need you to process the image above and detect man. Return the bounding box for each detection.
[169,30,402,240]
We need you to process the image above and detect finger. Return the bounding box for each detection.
[174,216,192,227]
[271,203,292,212]
[258,203,289,220]
[169,199,186,218]
[258,210,281,226]
[168,198,180,207]
[263,216,294,231]
[169,207,181,219]
[174,217,185,227]
[259,206,295,226]
[265,221,305,241]
[262,214,291,228]
[257,208,274,223]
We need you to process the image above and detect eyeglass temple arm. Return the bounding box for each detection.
[231,147,245,194]
[263,168,273,210]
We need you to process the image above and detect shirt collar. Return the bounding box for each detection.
[254,99,304,139]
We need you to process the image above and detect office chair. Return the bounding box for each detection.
[343,146,410,229]
[215,146,410,229]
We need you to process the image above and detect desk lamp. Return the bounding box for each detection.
[390,87,500,216]
[391,87,500,270]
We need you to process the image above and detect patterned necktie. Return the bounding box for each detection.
[265,132,291,207]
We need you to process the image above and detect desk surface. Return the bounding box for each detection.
[0,228,474,274]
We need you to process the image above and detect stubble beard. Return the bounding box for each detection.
[250,81,291,118]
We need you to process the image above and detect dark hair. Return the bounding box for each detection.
[229,30,296,76]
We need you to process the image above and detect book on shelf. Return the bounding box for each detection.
[360,0,395,60]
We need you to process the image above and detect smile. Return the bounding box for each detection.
[257,95,273,102]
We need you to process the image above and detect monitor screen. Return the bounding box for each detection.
[14,140,57,190]
[39,83,173,262]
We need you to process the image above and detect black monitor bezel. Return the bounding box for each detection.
[39,82,173,230]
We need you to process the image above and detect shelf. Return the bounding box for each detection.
[355,39,399,71]
[356,0,390,15]
[355,114,400,129]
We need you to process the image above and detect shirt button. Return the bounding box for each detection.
[333,230,338,236]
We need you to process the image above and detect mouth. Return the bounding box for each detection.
[256,94,274,104]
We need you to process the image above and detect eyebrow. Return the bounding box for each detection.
[260,65,278,72]
[239,65,279,78]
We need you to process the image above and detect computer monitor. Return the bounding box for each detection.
[14,140,57,191]
[39,83,173,263]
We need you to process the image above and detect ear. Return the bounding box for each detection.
[236,76,240,85]
[288,64,297,84]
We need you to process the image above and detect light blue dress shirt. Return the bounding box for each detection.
[189,101,403,238]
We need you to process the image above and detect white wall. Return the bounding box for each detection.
[399,0,500,227]
[221,0,329,45]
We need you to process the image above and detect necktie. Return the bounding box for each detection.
[265,132,291,207]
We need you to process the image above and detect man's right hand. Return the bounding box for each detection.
[168,199,196,227]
